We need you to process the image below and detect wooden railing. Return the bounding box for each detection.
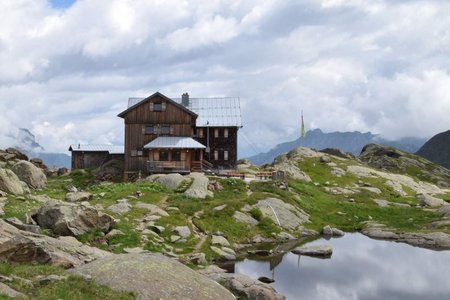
[147,161,188,172]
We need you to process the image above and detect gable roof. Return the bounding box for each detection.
[127,94,242,127]
[68,144,124,154]
[117,92,197,118]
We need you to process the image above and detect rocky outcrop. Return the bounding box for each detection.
[347,165,445,195]
[107,199,132,215]
[291,245,333,257]
[69,253,235,300]
[359,144,450,187]
[31,200,114,236]
[11,160,47,189]
[184,172,213,199]
[233,211,258,225]
[0,219,111,267]
[416,193,446,207]
[320,148,355,159]
[250,198,310,231]
[361,222,450,250]
[200,265,285,300]
[0,168,26,195]
[0,282,26,298]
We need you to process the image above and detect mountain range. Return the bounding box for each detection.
[5,128,71,168]
[247,129,427,166]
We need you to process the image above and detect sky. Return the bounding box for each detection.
[1,0,450,158]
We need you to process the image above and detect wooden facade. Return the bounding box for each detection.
[119,93,197,174]
[195,127,238,169]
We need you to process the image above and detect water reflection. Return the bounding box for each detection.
[235,234,450,300]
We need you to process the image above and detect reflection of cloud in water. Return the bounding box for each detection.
[235,234,450,300]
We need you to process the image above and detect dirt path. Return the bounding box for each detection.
[158,195,168,208]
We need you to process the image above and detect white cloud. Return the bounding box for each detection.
[0,0,450,157]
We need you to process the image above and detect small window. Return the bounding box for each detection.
[198,128,204,138]
[131,150,137,157]
[145,126,154,134]
[160,150,169,161]
[160,126,171,135]
[137,150,143,156]
[153,151,159,161]
[224,150,229,161]
[214,150,218,161]
[172,150,181,161]
[224,128,229,138]
[214,128,219,138]
[153,103,163,112]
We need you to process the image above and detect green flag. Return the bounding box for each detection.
[301,111,306,138]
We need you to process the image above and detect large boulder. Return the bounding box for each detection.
[155,173,185,190]
[184,172,213,199]
[11,160,47,189]
[0,168,26,195]
[250,198,310,231]
[69,253,235,300]
[291,245,333,257]
[0,219,111,267]
[31,200,114,236]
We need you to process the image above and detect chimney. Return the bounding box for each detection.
[182,92,189,107]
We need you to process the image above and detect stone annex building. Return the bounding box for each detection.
[69,92,242,176]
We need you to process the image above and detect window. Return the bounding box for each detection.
[224,128,229,138]
[214,150,218,161]
[153,103,163,111]
[131,150,137,157]
[145,126,154,134]
[172,150,181,161]
[160,126,171,135]
[159,150,169,161]
[198,128,204,138]
[214,128,219,138]
[224,150,229,161]
[153,151,159,161]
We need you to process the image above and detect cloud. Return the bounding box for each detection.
[0,0,450,157]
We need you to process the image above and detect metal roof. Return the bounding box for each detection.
[69,144,124,154]
[143,137,206,149]
[128,96,242,127]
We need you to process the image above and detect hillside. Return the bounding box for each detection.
[416,130,450,170]
[1,145,450,299]
[247,129,426,165]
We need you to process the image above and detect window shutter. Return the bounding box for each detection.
[224,128,229,138]
[142,126,145,134]
[181,151,186,161]
[162,102,166,111]
[154,151,159,161]
[149,103,154,111]
[170,126,174,135]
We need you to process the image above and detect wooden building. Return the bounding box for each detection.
[68,145,124,169]
[118,92,242,174]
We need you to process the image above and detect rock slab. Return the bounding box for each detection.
[69,253,235,300]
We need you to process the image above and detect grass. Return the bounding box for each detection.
[289,181,439,232]
[0,263,135,300]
